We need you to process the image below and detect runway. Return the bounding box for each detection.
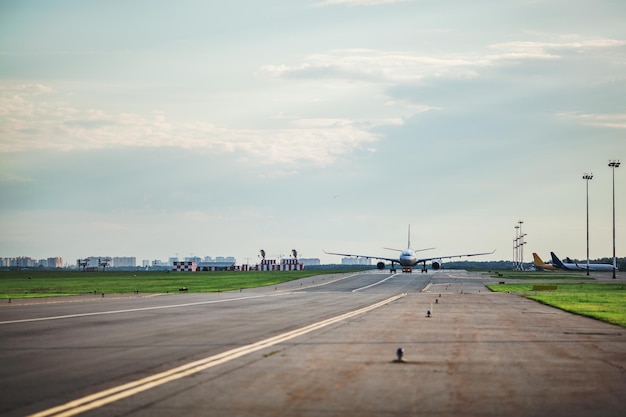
[1,270,625,416]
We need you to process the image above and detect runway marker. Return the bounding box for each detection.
[28,293,406,417]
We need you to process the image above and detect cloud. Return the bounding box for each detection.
[4,83,55,95]
[261,49,490,83]
[556,112,626,129]
[262,37,626,84]
[489,39,626,59]
[0,84,381,167]
[3,36,622,168]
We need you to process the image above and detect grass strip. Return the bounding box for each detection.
[0,269,357,299]
[488,282,626,327]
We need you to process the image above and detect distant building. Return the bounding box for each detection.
[47,257,63,268]
[341,257,371,266]
[197,261,237,271]
[112,257,136,268]
[15,256,36,268]
[299,258,321,266]
[85,257,103,268]
[252,258,304,271]
[215,256,236,263]
[173,261,197,272]
[78,256,135,269]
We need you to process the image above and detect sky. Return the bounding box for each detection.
[1,0,625,266]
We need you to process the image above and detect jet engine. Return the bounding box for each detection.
[376,261,385,270]
[431,261,441,270]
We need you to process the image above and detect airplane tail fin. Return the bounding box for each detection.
[550,252,566,269]
[532,253,546,267]
[407,224,411,249]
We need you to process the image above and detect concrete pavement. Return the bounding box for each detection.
[88,271,626,417]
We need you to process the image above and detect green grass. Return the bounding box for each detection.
[487,282,626,327]
[0,269,353,299]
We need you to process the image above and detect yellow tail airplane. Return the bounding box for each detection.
[532,253,559,271]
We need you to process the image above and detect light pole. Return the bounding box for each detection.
[608,160,620,279]
[520,233,526,270]
[518,220,525,271]
[513,224,520,270]
[583,173,593,276]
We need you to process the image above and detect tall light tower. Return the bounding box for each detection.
[513,224,519,270]
[518,220,525,271]
[583,173,593,276]
[608,160,620,279]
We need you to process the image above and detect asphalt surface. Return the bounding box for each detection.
[1,270,625,417]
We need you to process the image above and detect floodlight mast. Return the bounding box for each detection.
[512,220,525,271]
[583,173,593,276]
[608,160,620,279]
[517,220,526,271]
[513,224,520,270]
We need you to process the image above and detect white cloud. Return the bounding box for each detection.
[261,49,489,83]
[0,84,381,166]
[4,36,623,165]
[489,38,626,59]
[556,112,626,129]
[262,37,626,85]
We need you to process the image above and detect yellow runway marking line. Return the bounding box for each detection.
[29,293,406,417]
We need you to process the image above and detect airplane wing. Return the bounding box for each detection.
[324,249,495,264]
[415,249,496,264]
[323,250,399,263]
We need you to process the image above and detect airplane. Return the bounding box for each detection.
[532,253,560,271]
[550,252,617,272]
[324,225,495,273]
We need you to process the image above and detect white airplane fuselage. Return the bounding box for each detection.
[550,252,617,271]
[566,262,616,271]
[399,250,418,267]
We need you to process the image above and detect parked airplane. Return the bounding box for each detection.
[532,253,560,271]
[325,225,494,273]
[550,252,617,272]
